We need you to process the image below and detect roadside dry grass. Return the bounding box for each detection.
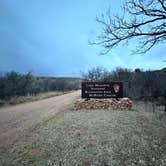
[1,107,166,166]
[0,91,71,106]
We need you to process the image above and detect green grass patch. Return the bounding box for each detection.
[1,110,166,166]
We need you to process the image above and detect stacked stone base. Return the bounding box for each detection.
[74,98,133,110]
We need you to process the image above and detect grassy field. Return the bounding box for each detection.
[1,108,166,166]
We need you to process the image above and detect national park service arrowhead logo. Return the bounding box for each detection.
[113,83,120,93]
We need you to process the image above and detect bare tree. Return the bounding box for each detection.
[82,67,109,81]
[92,0,166,54]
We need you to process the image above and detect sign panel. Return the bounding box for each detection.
[82,82,123,99]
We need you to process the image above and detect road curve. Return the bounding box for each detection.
[0,90,80,148]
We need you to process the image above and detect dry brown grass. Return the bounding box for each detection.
[1,91,71,106]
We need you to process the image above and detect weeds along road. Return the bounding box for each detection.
[0,90,80,149]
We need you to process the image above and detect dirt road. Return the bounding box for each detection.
[0,90,80,148]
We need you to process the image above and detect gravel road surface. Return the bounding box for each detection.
[0,90,80,148]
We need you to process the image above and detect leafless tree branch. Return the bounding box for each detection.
[92,0,166,54]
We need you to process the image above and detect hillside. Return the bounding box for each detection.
[39,76,82,89]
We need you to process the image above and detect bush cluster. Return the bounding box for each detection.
[0,71,80,100]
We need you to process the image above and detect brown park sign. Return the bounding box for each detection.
[82,82,123,99]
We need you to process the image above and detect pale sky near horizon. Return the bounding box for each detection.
[0,0,165,77]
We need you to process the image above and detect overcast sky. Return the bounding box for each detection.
[0,0,165,77]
